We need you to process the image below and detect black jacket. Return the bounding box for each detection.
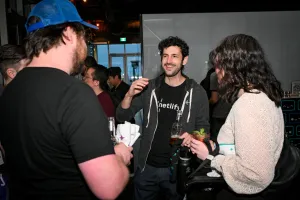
[116,75,210,171]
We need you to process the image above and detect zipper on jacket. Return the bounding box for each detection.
[142,90,159,172]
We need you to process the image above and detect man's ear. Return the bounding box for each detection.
[62,26,75,45]
[183,56,189,66]
[6,68,17,79]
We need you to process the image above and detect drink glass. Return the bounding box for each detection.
[192,128,210,142]
[108,117,117,145]
[169,110,183,145]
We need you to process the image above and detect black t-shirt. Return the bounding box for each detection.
[0,67,114,200]
[111,81,135,124]
[147,80,186,167]
[111,81,130,101]
[210,72,232,118]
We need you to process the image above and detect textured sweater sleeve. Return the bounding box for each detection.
[211,93,284,194]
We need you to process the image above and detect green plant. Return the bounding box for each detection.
[193,128,207,141]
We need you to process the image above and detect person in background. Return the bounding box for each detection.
[200,66,215,101]
[0,0,132,199]
[0,44,29,88]
[73,56,99,80]
[84,56,107,76]
[200,51,231,140]
[83,56,97,75]
[84,65,115,117]
[200,52,218,120]
[108,66,135,124]
[0,44,29,200]
[209,70,232,140]
[116,36,210,200]
[190,34,284,200]
[108,67,130,101]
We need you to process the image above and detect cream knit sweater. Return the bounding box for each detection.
[211,90,284,194]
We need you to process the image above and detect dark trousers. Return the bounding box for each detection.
[134,164,183,200]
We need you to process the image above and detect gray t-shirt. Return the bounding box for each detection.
[210,72,232,118]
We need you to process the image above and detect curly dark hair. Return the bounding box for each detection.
[158,36,189,70]
[212,34,283,107]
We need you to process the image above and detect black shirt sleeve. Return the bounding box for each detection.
[59,82,114,164]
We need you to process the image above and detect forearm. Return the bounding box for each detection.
[113,156,130,195]
[117,92,143,122]
[121,93,133,109]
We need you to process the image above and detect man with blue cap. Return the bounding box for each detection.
[0,0,132,199]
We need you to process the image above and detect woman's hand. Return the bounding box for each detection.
[190,138,215,160]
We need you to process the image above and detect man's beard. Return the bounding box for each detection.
[70,46,86,76]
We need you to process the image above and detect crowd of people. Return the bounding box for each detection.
[0,0,289,200]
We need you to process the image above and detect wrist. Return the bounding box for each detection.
[116,154,126,165]
[125,92,133,99]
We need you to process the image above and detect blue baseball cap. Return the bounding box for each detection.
[25,0,98,33]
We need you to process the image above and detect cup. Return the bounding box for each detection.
[192,132,210,142]
[169,124,183,145]
[108,117,117,145]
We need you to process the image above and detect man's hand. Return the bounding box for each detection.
[121,78,149,109]
[114,143,133,165]
[126,78,149,98]
[179,132,193,147]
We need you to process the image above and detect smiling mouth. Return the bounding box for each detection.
[165,66,173,70]
[165,64,174,68]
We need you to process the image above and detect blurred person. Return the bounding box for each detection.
[82,56,96,75]
[0,44,28,88]
[116,36,209,200]
[209,70,232,140]
[108,67,135,124]
[108,67,130,101]
[84,65,115,117]
[0,0,132,199]
[72,56,96,80]
[190,34,284,200]
[0,44,28,200]
[200,51,216,101]
[206,50,232,140]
